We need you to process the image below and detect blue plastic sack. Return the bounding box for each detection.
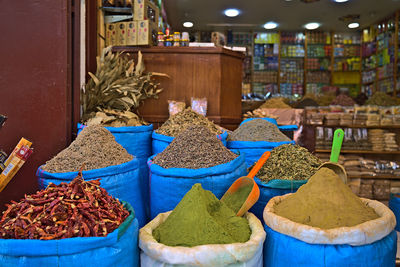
[152,131,229,155]
[250,178,306,222]
[227,140,295,167]
[36,158,147,228]
[263,225,397,267]
[240,118,298,131]
[389,194,400,231]
[78,123,153,225]
[148,152,247,219]
[0,202,139,267]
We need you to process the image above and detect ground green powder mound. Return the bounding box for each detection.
[222,184,253,214]
[274,167,379,229]
[155,107,222,137]
[153,183,251,247]
[254,144,322,182]
[228,119,291,142]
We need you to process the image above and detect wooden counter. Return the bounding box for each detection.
[113,46,245,130]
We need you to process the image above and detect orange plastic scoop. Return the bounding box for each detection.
[221,151,271,217]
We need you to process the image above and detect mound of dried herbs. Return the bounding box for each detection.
[155,107,222,137]
[228,119,291,142]
[42,125,133,173]
[253,144,322,182]
[153,125,237,169]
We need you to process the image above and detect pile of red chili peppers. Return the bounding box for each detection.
[0,173,129,240]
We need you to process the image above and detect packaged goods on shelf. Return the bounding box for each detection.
[306,58,330,70]
[306,71,330,83]
[334,57,361,71]
[334,33,361,45]
[362,69,376,84]
[281,45,304,57]
[253,71,277,83]
[307,31,331,44]
[254,32,280,44]
[307,45,331,57]
[133,0,159,25]
[280,32,305,44]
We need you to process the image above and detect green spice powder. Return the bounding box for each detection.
[153,184,251,247]
[222,183,253,214]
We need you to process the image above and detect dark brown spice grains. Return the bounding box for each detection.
[228,119,291,142]
[155,107,222,137]
[253,144,321,182]
[42,125,133,173]
[153,125,238,169]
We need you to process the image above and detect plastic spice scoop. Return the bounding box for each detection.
[221,151,271,217]
[319,128,347,184]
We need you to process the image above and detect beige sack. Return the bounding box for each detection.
[263,194,396,246]
[139,211,266,267]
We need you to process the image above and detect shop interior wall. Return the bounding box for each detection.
[0,1,80,210]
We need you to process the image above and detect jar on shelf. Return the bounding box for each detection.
[165,38,173,47]
[173,32,181,47]
[157,32,165,47]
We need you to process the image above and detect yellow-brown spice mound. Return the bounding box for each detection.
[274,167,379,229]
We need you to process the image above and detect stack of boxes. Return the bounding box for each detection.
[106,0,159,47]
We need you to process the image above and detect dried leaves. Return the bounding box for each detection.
[153,125,237,169]
[253,144,322,182]
[81,46,168,125]
[0,173,129,240]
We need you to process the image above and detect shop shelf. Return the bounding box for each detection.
[315,149,400,154]
[348,174,400,180]
[306,124,400,129]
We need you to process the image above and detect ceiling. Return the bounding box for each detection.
[164,0,400,32]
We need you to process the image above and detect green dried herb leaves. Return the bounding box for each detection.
[81,47,168,126]
[253,144,322,182]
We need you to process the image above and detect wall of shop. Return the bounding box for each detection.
[0,1,75,209]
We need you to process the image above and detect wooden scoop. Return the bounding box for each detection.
[319,128,347,184]
[221,151,271,216]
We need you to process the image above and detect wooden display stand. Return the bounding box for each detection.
[113,46,245,130]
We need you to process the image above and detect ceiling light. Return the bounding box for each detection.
[263,22,278,29]
[348,22,359,29]
[304,22,320,30]
[333,0,349,2]
[224,8,240,17]
[183,21,193,28]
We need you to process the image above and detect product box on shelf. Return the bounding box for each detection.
[116,22,127,46]
[106,23,117,46]
[133,0,159,26]
[126,21,137,45]
[137,20,158,45]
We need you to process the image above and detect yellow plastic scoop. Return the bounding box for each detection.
[221,151,271,216]
[319,128,347,184]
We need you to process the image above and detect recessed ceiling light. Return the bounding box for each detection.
[333,0,349,2]
[348,22,359,29]
[304,22,320,30]
[224,8,240,17]
[183,22,193,28]
[264,22,278,29]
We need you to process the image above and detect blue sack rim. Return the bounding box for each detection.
[0,201,135,257]
[78,123,153,134]
[148,151,245,178]
[255,177,307,189]
[227,140,295,149]
[36,158,139,181]
[152,130,228,142]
